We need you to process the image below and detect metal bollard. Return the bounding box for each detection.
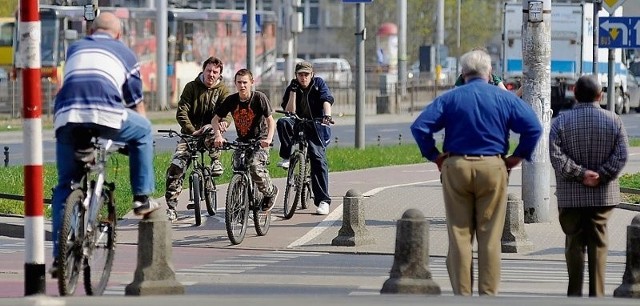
[4,146,8,167]
[398,134,402,145]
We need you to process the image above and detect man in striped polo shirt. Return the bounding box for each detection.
[50,12,160,276]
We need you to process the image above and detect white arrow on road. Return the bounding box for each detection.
[601,19,628,46]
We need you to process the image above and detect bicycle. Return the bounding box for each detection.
[276,110,333,219]
[159,129,219,226]
[57,129,120,296]
[221,140,271,245]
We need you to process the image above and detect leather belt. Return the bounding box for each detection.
[449,153,502,158]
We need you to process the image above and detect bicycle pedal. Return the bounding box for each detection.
[186,203,195,209]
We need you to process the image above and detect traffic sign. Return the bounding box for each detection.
[602,0,626,15]
[598,17,640,48]
[241,14,262,33]
[342,0,373,3]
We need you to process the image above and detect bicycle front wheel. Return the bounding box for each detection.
[282,153,304,219]
[203,168,217,216]
[83,188,116,295]
[225,174,249,245]
[300,156,313,210]
[58,189,86,296]
[191,172,203,226]
[253,183,270,236]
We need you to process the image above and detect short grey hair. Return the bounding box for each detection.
[460,50,492,78]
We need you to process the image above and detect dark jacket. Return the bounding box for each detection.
[282,76,334,145]
[281,76,334,119]
[176,73,230,134]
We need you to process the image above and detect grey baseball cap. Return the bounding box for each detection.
[295,61,313,74]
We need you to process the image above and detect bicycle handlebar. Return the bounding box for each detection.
[158,129,212,152]
[275,110,335,125]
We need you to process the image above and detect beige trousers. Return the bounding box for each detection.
[441,155,508,296]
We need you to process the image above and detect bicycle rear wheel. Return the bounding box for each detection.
[225,174,249,245]
[252,184,270,236]
[282,153,305,219]
[58,189,86,296]
[203,168,217,216]
[83,188,116,295]
[191,172,203,226]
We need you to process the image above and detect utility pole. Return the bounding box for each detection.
[397,0,407,96]
[20,0,45,295]
[355,2,366,149]
[593,0,601,78]
[157,0,168,110]
[435,0,444,86]
[283,0,302,82]
[456,0,460,74]
[247,0,256,73]
[521,0,551,223]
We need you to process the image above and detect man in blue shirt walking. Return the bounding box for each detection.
[410,49,542,296]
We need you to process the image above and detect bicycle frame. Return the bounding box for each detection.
[83,139,119,235]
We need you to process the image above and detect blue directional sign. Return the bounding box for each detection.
[241,14,262,33]
[599,17,640,48]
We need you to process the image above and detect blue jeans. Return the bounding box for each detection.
[51,109,155,257]
[276,117,331,206]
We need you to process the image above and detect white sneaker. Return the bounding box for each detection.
[316,201,330,215]
[132,198,161,216]
[277,159,290,168]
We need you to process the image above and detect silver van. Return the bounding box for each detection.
[310,58,352,87]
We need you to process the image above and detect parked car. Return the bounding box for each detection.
[310,58,352,87]
[270,57,304,82]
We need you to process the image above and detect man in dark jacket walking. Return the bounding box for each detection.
[276,61,334,215]
[165,56,230,222]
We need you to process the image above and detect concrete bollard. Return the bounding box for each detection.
[331,189,375,246]
[614,214,640,298]
[501,193,534,253]
[125,209,184,295]
[380,209,440,295]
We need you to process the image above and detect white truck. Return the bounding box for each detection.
[501,2,629,115]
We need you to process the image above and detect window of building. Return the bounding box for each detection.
[234,0,245,10]
[298,0,319,28]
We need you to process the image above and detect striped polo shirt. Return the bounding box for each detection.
[53,32,143,131]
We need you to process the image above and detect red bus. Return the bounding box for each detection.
[13,5,277,109]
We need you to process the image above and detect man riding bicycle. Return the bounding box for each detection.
[211,68,279,212]
[164,56,230,222]
[50,12,160,276]
[276,61,334,215]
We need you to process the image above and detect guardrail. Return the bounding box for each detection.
[0,193,51,204]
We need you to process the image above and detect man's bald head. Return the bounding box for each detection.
[92,12,122,39]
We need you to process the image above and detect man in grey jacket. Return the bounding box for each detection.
[549,74,629,297]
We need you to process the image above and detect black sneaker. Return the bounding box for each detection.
[261,185,279,212]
